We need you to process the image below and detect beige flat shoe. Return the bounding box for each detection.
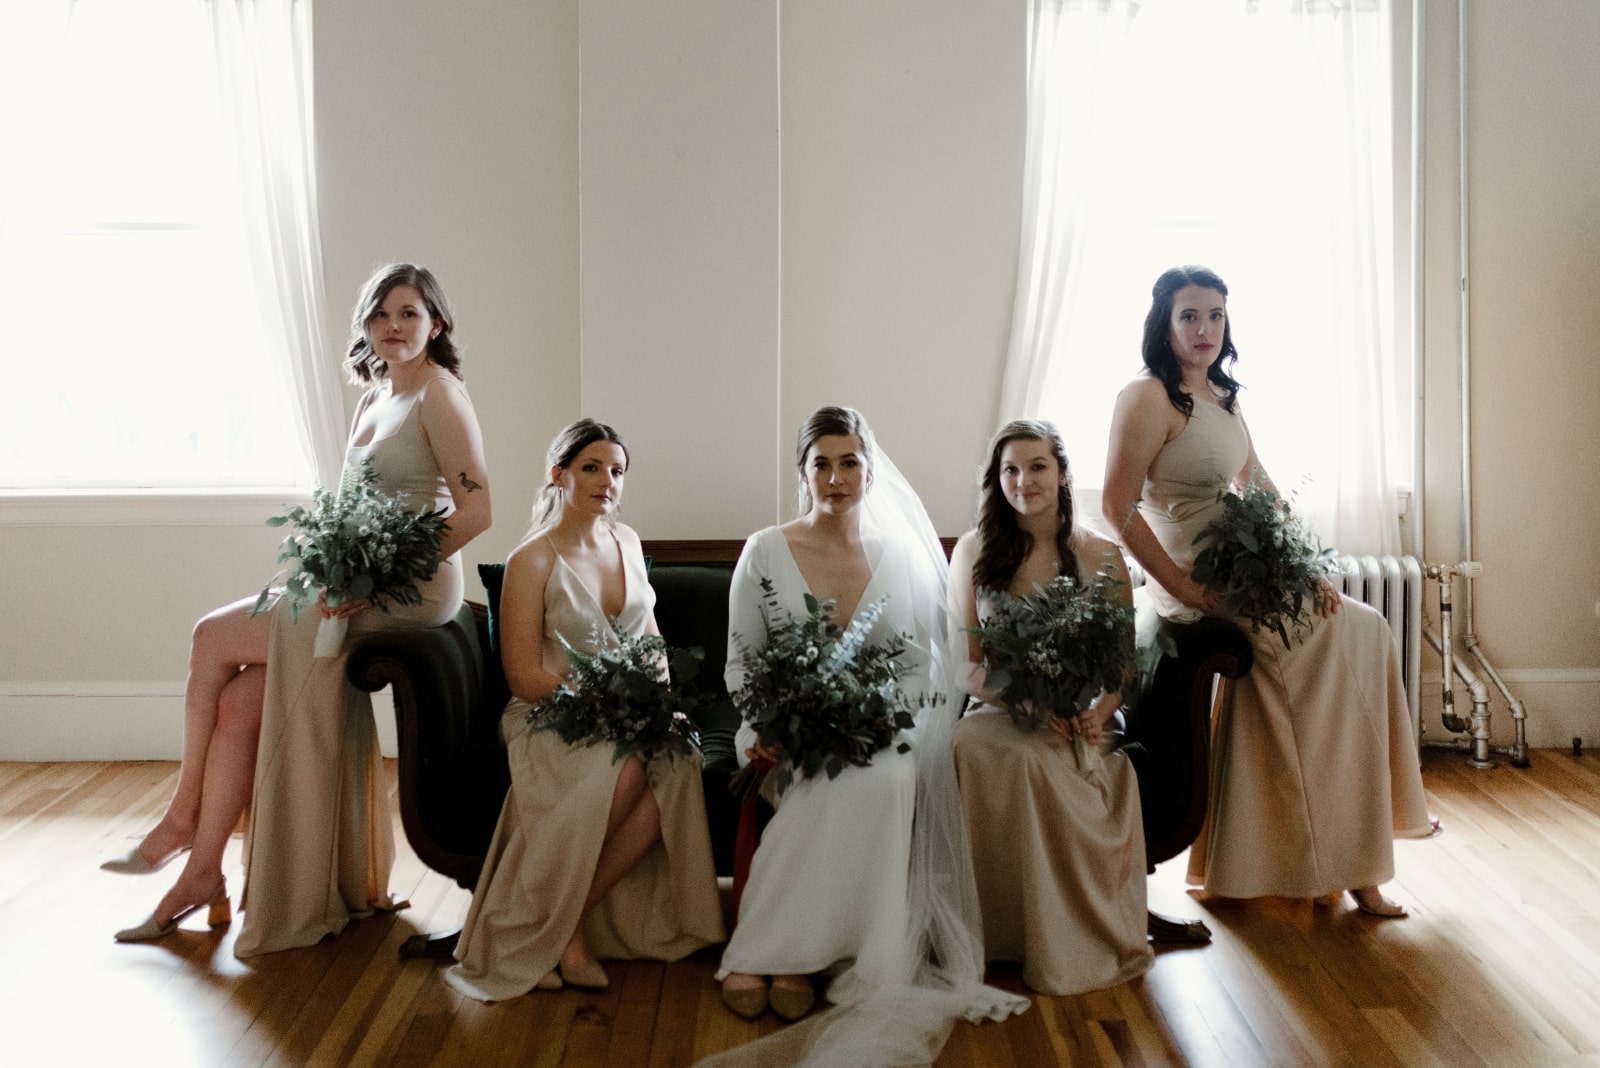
[768,976,815,1022]
[558,959,609,990]
[720,977,768,1020]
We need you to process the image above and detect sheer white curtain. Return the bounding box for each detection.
[1002,0,1402,556]
[212,0,346,487]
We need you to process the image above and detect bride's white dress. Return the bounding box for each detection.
[715,525,932,1002]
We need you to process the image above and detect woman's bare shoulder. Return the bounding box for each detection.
[506,533,556,580]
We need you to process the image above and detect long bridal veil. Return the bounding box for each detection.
[699,447,1029,1067]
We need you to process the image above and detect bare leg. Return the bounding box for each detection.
[148,665,266,925]
[139,597,271,863]
[561,757,662,972]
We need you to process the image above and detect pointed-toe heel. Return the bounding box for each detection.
[720,980,768,1020]
[768,978,815,1022]
[534,969,564,991]
[100,841,189,876]
[114,882,229,943]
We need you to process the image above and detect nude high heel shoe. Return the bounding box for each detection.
[100,839,190,875]
[114,882,230,942]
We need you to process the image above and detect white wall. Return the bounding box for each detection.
[3,0,1596,759]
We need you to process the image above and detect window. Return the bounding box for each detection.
[0,0,315,492]
[1006,0,1405,552]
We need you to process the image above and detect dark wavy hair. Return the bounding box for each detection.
[527,418,630,535]
[794,405,875,515]
[344,263,462,384]
[1141,265,1242,417]
[972,420,1078,591]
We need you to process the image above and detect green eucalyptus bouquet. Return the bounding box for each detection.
[967,571,1135,771]
[1189,472,1337,649]
[527,622,703,765]
[728,578,917,799]
[252,459,450,656]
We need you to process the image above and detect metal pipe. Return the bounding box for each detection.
[1463,634,1530,766]
[1457,0,1472,572]
[1422,622,1494,767]
[1410,0,1426,563]
[1425,566,1462,733]
[1449,1,1530,768]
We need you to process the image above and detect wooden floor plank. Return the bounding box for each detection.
[4,749,1600,1065]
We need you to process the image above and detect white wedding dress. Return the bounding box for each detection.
[715,525,932,1003]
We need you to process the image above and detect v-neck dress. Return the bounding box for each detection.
[446,534,724,1002]
[715,525,930,1005]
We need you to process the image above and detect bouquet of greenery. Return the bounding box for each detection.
[1189,472,1337,649]
[728,578,917,799]
[967,571,1135,772]
[252,458,450,657]
[526,623,703,765]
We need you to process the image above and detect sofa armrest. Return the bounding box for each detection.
[346,602,511,890]
[1120,606,1253,870]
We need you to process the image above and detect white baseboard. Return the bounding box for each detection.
[0,682,398,761]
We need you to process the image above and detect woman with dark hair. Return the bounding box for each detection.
[704,406,1024,1065]
[1103,265,1434,917]
[714,407,931,1020]
[949,420,1152,994]
[109,264,492,951]
[445,419,723,1001]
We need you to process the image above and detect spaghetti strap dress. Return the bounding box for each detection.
[446,533,724,1002]
[954,551,1153,995]
[236,378,468,957]
[1139,400,1432,899]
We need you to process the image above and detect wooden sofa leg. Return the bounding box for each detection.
[400,928,462,960]
[1147,909,1211,944]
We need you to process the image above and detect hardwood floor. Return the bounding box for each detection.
[3,749,1599,1066]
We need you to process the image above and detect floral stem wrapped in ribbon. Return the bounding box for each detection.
[525,623,703,766]
[252,458,450,657]
[966,570,1135,772]
[728,577,917,800]
[1189,471,1337,649]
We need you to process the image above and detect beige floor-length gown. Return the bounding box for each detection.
[236,379,468,957]
[954,567,1153,995]
[445,533,724,1001]
[1139,398,1432,899]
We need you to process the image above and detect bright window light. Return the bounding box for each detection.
[0,0,314,491]
[1026,0,1405,529]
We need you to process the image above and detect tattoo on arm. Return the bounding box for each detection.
[458,472,482,492]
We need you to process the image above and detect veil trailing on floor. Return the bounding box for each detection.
[699,447,1029,1067]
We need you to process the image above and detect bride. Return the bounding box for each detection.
[709,406,1025,1064]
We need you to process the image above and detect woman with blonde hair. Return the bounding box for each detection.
[445,419,723,1000]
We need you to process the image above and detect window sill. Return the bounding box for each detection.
[0,489,311,527]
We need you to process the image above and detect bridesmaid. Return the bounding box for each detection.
[1103,265,1435,915]
[445,419,723,1000]
[949,420,1152,994]
[109,264,491,946]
